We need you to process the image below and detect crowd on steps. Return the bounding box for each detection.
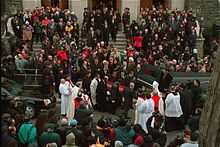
[1,2,218,147]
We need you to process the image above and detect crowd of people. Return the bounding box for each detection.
[2,79,202,147]
[1,2,217,147]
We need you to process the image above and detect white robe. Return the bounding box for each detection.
[90,78,98,105]
[137,98,155,133]
[158,98,165,116]
[65,81,79,120]
[165,92,183,118]
[195,20,200,37]
[59,83,70,115]
[134,97,145,124]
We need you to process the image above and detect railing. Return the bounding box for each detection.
[137,78,153,88]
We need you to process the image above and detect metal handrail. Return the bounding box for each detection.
[137,78,153,87]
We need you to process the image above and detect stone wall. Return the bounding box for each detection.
[185,0,220,26]
[171,0,185,10]
[22,0,41,10]
[121,0,140,22]
[2,0,22,15]
[69,0,88,24]
[202,0,220,26]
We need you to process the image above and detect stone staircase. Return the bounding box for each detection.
[109,31,127,56]
[16,42,43,97]
[17,32,127,97]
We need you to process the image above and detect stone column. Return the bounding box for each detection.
[121,0,140,22]
[170,0,185,10]
[69,0,88,24]
[22,0,41,10]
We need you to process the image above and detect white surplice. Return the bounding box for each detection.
[137,98,155,133]
[59,82,70,115]
[65,81,79,120]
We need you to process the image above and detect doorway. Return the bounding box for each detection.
[140,0,170,10]
[88,0,120,11]
[41,0,68,9]
[140,0,153,9]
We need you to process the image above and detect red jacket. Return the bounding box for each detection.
[57,50,68,61]
[42,19,50,27]
[133,36,143,48]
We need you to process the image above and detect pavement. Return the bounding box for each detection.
[54,101,182,146]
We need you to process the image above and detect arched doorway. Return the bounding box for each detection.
[41,0,68,9]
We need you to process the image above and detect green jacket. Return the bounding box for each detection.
[39,131,61,147]
[18,122,37,144]
[115,127,135,145]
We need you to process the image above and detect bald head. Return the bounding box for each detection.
[60,79,66,84]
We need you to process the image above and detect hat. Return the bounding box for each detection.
[128,57,134,62]
[103,60,108,64]
[65,132,76,145]
[115,141,123,147]
[134,135,144,145]
[68,118,78,126]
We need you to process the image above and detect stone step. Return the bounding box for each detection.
[33,49,42,52]
[32,45,42,49]
[23,84,42,90]
[21,90,41,97]
[116,34,126,38]
[33,44,42,47]
[114,44,127,48]
[116,36,127,41]
[114,42,127,45]
[15,73,42,77]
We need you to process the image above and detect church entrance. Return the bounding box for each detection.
[140,0,171,9]
[41,0,68,9]
[88,0,121,11]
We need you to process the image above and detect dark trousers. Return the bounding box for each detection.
[111,31,117,42]
[165,116,184,132]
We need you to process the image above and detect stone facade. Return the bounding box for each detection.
[185,0,220,26]
[22,0,41,10]
[121,0,140,21]
[2,0,220,26]
[69,0,88,24]
[170,0,185,10]
[2,0,22,15]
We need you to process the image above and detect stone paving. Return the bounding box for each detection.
[53,102,182,146]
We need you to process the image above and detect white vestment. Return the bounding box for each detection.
[134,97,145,124]
[59,83,70,115]
[137,98,155,133]
[65,81,79,120]
[158,98,165,116]
[90,78,98,105]
[165,92,183,118]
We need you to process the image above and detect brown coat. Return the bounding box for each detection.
[23,25,33,41]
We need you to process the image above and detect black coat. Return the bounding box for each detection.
[87,31,97,48]
[158,72,173,92]
[180,88,193,123]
